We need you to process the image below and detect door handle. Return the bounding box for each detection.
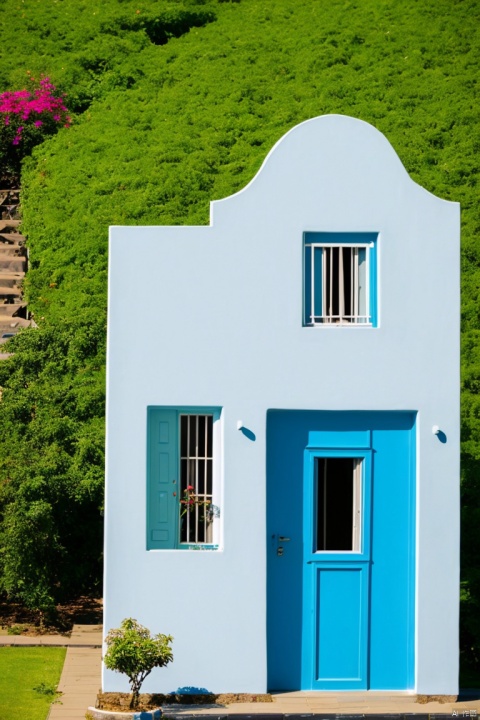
[276,535,291,557]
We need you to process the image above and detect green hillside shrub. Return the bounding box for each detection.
[0,318,105,617]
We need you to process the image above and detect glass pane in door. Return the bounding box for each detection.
[315,457,362,552]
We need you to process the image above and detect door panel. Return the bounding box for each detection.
[368,425,416,689]
[315,566,368,686]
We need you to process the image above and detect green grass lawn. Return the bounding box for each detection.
[0,647,66,720]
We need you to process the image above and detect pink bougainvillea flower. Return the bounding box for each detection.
[0,75,71,146]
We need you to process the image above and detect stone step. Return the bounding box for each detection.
[0,333,17,344]
[0,209,20,222]
[0,302,27,317]
[0,232,25,243]
[0,189,20,205]
[0,244,26,256]
[0,317,31,329]
[0,194,27,351]
[0,285,22,298]
[0,271,24,279]
[0,326,29,343]
[0,255,26,271]
[0,274,23,288]
[0,219,21,232]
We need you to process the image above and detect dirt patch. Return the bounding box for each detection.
[416,694,458,704]
[96,692,273,711]
[211,694,272,704]
[96,694,162,712]
[0,595,103,635]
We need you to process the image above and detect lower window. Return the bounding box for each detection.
[147,407,221,550]
[180,414,214,544]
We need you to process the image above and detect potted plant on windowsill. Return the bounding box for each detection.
[180,486,215,544]
[180,486,212,517]
[88,618,173,719]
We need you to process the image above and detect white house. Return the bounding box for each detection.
[104,115,460,696]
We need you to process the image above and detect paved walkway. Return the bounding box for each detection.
[163,690,480,716]
[1,625,479,717]
[0,624,102,720]
[0,624,102,647]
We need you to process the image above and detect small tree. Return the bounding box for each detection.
[104,618,173,709]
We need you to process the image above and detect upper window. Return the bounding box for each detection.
[147,407,221,550]
[303,232,378,327]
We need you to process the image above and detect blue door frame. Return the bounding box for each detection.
[266,411,416,691]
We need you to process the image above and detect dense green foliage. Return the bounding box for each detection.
[105,618,173,708]
[0,320,105,614]
[0,0,479,680]
[0,646,66,720]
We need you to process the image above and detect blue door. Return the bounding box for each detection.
[266,411,415,691]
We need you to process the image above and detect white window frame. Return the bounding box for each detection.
[303,234,378,327]
[178,410,222,549]
[179,413,215,546]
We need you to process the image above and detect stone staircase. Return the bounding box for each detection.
[0,190,33,354]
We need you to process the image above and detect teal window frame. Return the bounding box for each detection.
[303,232,378,327]
[146,406,221,550]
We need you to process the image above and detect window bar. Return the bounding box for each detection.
[329,247,333,323]
[195,415,199,543]
[311,244,315,325]
[339,246,345,322]
[321,248,326,324]
[366,246,371,323]
[186,417,191,542]
[191,417,194,542]
[353,248,359,321]
[203,416,208,542]
[208,418,212,542]
[350,247,354,321]
[319,247,323,323]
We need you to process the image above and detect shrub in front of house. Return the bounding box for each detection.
[104,618,173,710]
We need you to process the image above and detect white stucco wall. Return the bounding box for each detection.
[104,115,460,694]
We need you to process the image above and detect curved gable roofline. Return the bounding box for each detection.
[210,114,457,227]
